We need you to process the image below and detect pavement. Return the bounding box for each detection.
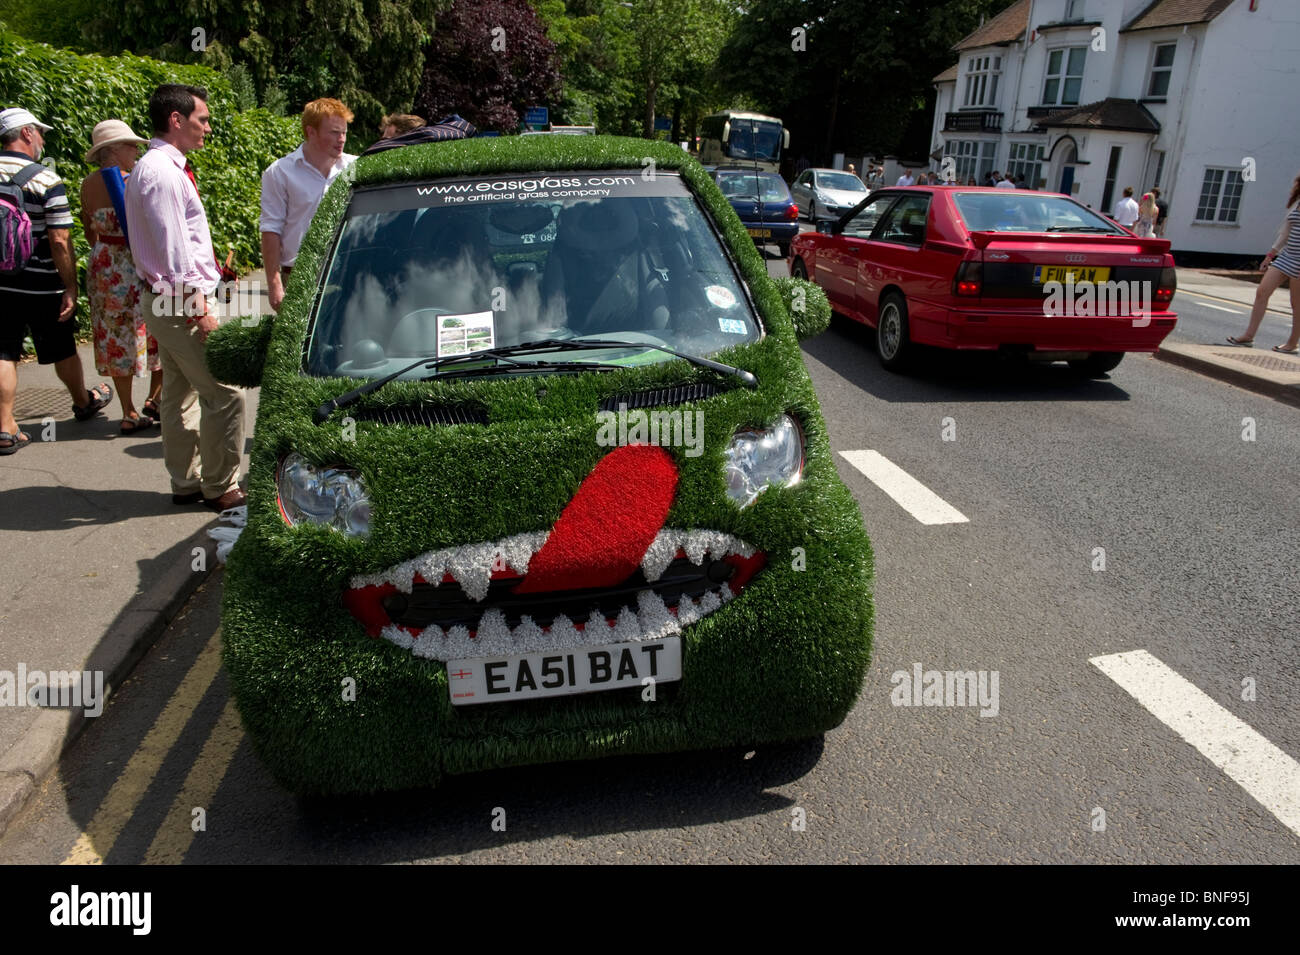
[0,272,266,836]
[1158,268,1300,407]
[0,266,1295,840]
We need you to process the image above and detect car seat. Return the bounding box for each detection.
[540,200,669,334]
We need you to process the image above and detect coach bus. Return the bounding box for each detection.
[698,111,789,173]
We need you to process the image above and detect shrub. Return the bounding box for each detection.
[0,28,301,336]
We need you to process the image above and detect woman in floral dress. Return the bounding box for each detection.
[80,120,161,433]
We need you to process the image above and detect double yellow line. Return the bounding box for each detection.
[62,630,244,865]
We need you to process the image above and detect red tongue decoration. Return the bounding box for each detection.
[515,444,678,593]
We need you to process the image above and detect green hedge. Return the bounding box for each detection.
[0,28,301,336]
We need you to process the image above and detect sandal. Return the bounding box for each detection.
[73,382,113,421]
[1272,344,1300,355]
[141,399,161,421]
[119,413,155,435]
[0,429,32,455]
[1225,336,1254,347]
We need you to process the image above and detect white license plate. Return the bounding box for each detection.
[447,637,682,706]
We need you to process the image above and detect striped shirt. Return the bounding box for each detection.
[0,150,73,293]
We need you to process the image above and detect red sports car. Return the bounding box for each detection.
[788,186,1177,375]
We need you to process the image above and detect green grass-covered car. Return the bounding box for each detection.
[206,135,874,794]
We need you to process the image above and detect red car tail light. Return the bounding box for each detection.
[1153,266,1176,310]
[784,203,799,221]
[953,261,982,297]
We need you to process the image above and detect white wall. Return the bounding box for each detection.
[1162,0,1300,254]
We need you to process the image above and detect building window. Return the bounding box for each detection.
[1043,47,1086,106]
[1147,43,1176,98]
[1100,145,1122,214]
[1195,168,1245,223]
[1151,150,1165,189]
[944,140,997,182]
[1006,143,1046,187]
[963,55,1002,108]
[1065,0,1084,18]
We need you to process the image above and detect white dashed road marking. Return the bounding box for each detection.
[839,449,969,525]
[1091,649,1300,838]
[1198,302,1242,314]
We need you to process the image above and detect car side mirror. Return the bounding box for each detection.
[206,317,273,388]
[816,217,843,236]
[774,276,831,340]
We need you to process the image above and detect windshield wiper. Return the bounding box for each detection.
[509,337,759,389]
[1047,226,1120,233]
[314,348,621,423]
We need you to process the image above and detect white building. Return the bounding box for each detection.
[930,0,1300,256]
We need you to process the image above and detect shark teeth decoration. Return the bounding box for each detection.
[350,528,753,593]
[353,528,754,663]
[377,585,738,663]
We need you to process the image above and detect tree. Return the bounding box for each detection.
[416,0,562,131]
[718,0,1016,162]
[82,0,447,131]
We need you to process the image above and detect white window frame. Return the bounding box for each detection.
[963,54,1002,108]
[943,140,997,183]
[1065,0,1084,19]
[1147,43,1176,98]
[1194,167,1244,224]
[1006,142,1046,188]
[1043,47,1086,106]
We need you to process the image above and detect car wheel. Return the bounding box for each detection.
[1068,352,1124,377]
[808,198,816,222]
[791,258,809,280]
[876,292,913,371]
[777,241,791,258]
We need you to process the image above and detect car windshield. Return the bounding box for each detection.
[953,193,1126,234]
[305,171,762,380]
[727,120,782,162]
[817,172,866,192]
[715,171,788,201]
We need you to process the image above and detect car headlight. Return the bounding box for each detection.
[276,452,371,537]
[723,414,804,508]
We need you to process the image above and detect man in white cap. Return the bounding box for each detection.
[0,107,112,454]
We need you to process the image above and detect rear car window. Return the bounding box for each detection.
[953,193,1126,234]
[715,171,789,202]
[305,171,762,380]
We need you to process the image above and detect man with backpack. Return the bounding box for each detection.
[1,107,111,453]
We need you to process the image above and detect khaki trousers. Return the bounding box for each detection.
[142,289,245,498]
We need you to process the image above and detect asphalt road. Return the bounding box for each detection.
[1,248,1297,864]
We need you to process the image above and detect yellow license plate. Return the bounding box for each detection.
[1034,265,1111,284]
[748,228,772,238]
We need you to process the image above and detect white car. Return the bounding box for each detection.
[791,168,870,221]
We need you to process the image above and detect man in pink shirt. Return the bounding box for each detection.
[125,84,245,511]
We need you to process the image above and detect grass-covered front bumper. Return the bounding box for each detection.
[213,136,872,794]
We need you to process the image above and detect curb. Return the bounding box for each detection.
[1155,346,1300,409]
[0,530,218,839]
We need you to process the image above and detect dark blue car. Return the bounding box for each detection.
[711,167,799,257]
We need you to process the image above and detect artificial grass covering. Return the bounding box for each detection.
[209,135,873,794]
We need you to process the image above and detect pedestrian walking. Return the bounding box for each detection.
[124,84,246,509]
[1113,186,1139,228]
[260,98,357,312]
[1152,187,1168,237]
[1227,171,1300,354]
[896,169,915,187]
[1133,192,1157,238]
[1,107,112,454]
[80,119,161,434]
